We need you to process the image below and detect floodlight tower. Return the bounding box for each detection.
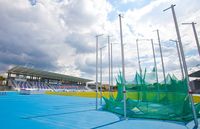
[182,22,200,57]
[163,4,198,128]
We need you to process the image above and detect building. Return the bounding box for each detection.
[189,69,200,94]
[6,66,92,91]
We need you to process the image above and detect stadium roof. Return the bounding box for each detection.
[8,66,92,83]
[189,70,200,78]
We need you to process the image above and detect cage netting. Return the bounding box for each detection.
[103,69,200,122]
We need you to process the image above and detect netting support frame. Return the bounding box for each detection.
[164,4,198,128]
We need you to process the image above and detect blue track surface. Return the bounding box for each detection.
[0,92,199,129]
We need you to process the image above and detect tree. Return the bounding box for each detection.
[0,76,5,81]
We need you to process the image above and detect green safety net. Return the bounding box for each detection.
[103,69,200,123]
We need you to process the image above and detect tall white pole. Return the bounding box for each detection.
[151,39,158,83]
[182,22,200,57]
[119,14,127,118]
[151,39,160,101]
[108,36,111,95]
[171,40,184,79]
[192,22,200,57]
[136,39,142,76]
[96,34,103,110]
[100,47,103,105]
[176,41,184,79]
[156,30,166,84]
[164,5,198,128]
[111,43,118,93]
[136,39,142,101]
[111,43,113,92]
[100,46,106,105]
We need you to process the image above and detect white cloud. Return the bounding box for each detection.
[121,0,137,4]
[0,0,200,84]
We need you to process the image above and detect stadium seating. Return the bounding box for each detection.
[9,79,91,92]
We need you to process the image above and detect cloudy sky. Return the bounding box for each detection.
[0,0,200,83]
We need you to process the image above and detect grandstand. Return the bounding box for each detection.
[189,69,200,93]
[7,66,93,92]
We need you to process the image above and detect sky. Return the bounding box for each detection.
[0,0,200,84]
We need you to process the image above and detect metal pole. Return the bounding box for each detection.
[164,5,198,128]
[100,46,106,105]
[96,36,98,110]
[111,43,118,93]
[151,39,158,83]
[111,43,113,92]
[119,14,127,118]
[136,39,142,76]
[156,30,166,84]
[96,34,103,110]
[174,40,184,79]
[192,22,200,57]
[108,36,111,95]
[136,39,142,101]
[182,22,200,57]
[100,47,103,105]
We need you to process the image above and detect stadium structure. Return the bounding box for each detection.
[189,69,200,93]
[6,66,93,92]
